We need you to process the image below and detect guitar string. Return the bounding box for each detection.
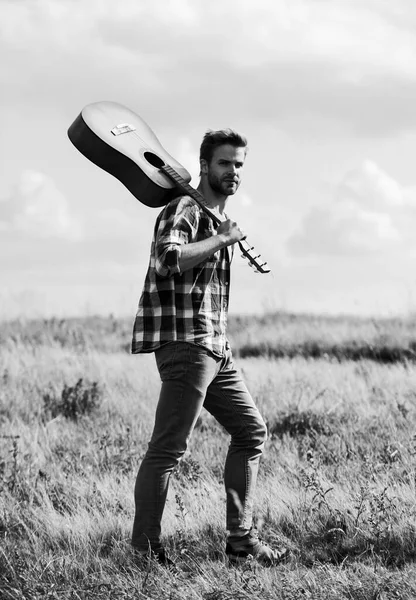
[125,130,268,272]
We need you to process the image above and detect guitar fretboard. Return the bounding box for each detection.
[161,164,222,226]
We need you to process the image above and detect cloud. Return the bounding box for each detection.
[0,170,155,274]
[0,170,83,240]
[336,160,403,210]
[2,0,416,136]
[287,160,416,257]
[170,136,200,185]
[0,170,154,244]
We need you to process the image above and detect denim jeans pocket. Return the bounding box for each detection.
[155,342,190,381]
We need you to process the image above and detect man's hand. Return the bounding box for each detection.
[217,219,246,246]
[176,219,245,273]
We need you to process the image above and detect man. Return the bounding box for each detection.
[131,129,286,566]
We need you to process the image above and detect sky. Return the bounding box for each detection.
[1,0,416,320]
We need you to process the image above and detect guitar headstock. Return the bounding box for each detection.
[238,239,271,274]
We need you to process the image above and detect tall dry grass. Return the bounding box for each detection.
[1,314,416,599]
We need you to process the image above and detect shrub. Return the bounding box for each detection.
[43,378,102,422]
[268,409,339,438]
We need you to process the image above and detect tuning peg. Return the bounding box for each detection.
[241,254,248,260]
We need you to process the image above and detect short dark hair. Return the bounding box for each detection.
[199,129,248,164]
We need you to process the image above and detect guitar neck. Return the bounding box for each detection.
[161,164,222,226]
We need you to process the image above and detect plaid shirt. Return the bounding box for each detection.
[132,195,233,357]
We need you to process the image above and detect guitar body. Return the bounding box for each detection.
[67,101,192,208]
[68,101,270,273]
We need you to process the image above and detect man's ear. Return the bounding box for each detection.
[200,159,208,175]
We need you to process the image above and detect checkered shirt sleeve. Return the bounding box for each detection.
[154,196,200,277]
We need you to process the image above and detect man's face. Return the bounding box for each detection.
[202,144,246,196]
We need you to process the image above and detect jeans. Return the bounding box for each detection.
[131,341,267,551]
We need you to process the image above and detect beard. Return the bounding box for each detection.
[207,172,240,196]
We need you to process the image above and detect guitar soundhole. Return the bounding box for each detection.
[144,151,165,169]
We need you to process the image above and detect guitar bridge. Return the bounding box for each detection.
[111,123,136,136]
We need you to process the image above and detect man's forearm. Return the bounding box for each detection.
[178,234,229,272]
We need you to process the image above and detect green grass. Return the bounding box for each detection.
[1,313,416,599]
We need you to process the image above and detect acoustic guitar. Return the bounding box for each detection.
[67,101,270,273]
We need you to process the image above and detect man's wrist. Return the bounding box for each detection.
[216,233,230,248]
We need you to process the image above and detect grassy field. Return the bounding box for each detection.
[1,312,416,599]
